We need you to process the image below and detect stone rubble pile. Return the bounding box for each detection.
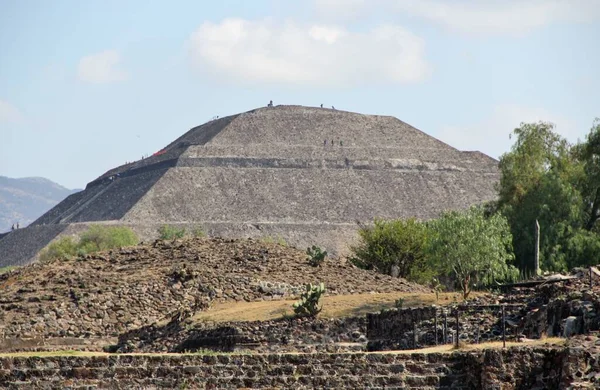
[0,237,426,339]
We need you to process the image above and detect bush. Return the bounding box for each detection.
[158,225,186,240]
[293,283,326,317]
[39,225,138,262]
[306,245,327,267]
[79,225,138,254]
[260,235,288,246]
[0,266,18,275]
[191,226,206,238]
[39,236,78,262]
[350,218,428,280]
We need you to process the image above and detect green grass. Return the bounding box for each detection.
[0,266,18,275]
[260,235,288,246]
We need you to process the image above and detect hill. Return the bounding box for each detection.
[0,176,78,233]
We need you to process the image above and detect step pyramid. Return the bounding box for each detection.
[0,105,500,267]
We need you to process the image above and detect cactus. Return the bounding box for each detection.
[293,282,326,317]
[306,245,327,267]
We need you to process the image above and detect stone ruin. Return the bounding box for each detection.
[0,105,500,267]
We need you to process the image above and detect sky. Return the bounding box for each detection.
[1,0,599,189]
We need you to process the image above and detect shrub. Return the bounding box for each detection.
[39,225,138,262]
[158,225,186,240]
[306,245,327,267]
[293,283,326,318]
[39,236,78,262]
[191,226,206,238]
[79,225,138,253]
[350,218,428,280]
[0,266,18,275]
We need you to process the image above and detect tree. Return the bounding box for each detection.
[425,207,517,299]
[574,119,600,232]
[496,120,600,272]
[350,218,428,280]
[497,121,572,208]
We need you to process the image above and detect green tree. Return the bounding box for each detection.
[426,207,517,299]
[574,119,600,232]
[497,122,572,207]
[350,218,429,280]
[496,120,600,272]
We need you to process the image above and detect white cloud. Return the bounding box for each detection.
[77,50,127,84]
[436,104,580,158]
[0,100,23,124]
[313,0,600,35]
[392,0,600,35]
[188,18,430,86]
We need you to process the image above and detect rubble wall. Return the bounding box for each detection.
[0,347,566,389]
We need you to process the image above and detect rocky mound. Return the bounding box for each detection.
[0,237,427,339]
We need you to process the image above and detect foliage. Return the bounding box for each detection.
[39,236,78,262]
[425,206,518,299]
[158,225,186,240]
[293,283,326,317]
[306,245,327,267]
[39,225,138,262]
[574,118,600,232]
[0,266,18,275]
[496,120,600,272]
[78,225,138,254]
[191,226,206,238]
[350,218,428,280]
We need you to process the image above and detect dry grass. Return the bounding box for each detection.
[193,291,486,323]
[0,350,109,358]
[389,337,566,354]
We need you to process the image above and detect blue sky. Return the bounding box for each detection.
[1,0,599,189]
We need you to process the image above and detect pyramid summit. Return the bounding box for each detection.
[0,105,500,266]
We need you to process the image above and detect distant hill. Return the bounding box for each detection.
[0,176,79,233]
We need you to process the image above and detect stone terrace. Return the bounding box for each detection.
[0,346,568,389]
[0,105,500,266]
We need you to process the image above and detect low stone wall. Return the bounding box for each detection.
[366,306,520,351]
[112,316,367,354]
[367,290,600,351]
[0,347,566,389]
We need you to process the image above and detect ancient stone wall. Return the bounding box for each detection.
[0,347,565,389]
[113,316,367,354]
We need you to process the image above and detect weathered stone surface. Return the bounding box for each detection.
[0,346,574,389]
[0,105,499,266]
[0,237,426,341]
[113,315,367,354]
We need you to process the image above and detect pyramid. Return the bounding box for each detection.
[0,105,500,267]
